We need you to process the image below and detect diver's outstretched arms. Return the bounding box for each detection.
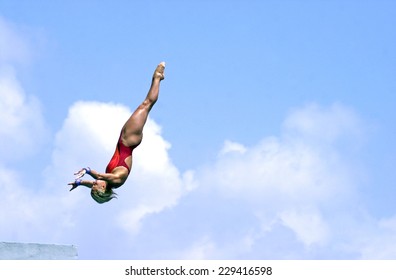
[71,166,124,186]
[69,167,93,191]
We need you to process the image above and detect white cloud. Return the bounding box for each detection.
[48,101,130,182]
[0,163,77,243]
[0,20,48,161]
[219,140,247,156]
[193,103,364,256]
[279,208,330,247]
[0,69,48,159]
[201,136,352,208]
[283,102,363,146]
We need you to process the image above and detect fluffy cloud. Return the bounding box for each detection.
[0,163,76,243]
[0,69,48,160]
[0,19,48,161]
[200,104,359,209]
[178,103,367,259]
[283,102,363,145]
[279,208,330,247]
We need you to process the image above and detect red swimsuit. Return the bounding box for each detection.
[105,134,135,174]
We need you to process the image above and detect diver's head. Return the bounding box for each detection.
[90,180,117,204]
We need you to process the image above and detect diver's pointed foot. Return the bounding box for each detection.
[153,62,165,80]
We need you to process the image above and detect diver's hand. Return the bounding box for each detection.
[74,167,90,179]
[68,179,82,191]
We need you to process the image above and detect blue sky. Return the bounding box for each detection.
[0,0,395,259]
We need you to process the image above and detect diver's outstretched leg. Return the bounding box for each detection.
[121,62,165,146]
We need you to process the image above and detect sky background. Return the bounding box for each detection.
[0,0,395,259]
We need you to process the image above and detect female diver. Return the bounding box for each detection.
[68,62,165,204]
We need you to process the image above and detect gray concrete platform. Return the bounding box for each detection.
[0,242,78,260]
